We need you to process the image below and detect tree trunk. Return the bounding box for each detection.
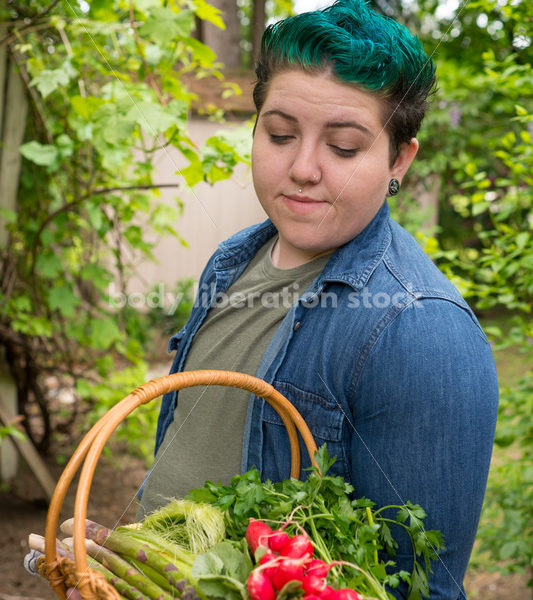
[0,57,28,246]
[202,0,242,70]
[0,350,18,482]
[0,34,29,482]
[251,0,266,67]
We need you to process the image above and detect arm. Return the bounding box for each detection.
[349,299,498,599]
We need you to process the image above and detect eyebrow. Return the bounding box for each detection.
[261,109,374,138]
[261,109,298,122]
[326,121,374,138]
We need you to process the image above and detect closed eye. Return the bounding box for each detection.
[269,134,293,144]
[329,145,359,158]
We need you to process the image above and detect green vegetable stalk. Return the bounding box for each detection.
[63,536,173,600]
[60,518,199,596]
[124,554,190,597]
[28,534,149,600]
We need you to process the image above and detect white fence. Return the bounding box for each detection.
[128,119,266,294]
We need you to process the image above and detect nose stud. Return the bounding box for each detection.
[297,174,318,194]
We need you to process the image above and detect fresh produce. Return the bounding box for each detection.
[123,554,187,595]
[62,536,173,600]
[28,534,150,600]
[280,534,314,559]
[60,518,201,598]
[244,520,363,600]
[35,446,442,600]
[247,568,276,600]
[141,499,225,554]
[268,531,290,554]
[245,518,273,554]
[187,446,444,600]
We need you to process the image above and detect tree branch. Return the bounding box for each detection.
[0,0,61,47]
[30,183,181,275]
[11,51,54,145]
[128,0,166,105]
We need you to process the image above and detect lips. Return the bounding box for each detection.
[282,194,327,215]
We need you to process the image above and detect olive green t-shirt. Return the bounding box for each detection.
[137,238,332,518]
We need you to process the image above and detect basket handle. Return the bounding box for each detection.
[44,370,319,599]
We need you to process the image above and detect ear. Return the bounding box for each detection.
[391,138,419,183]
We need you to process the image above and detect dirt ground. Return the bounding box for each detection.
[0,450,529,600]
[0,450,146,600]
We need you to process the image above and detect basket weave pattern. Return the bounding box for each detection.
[39,370,319,600]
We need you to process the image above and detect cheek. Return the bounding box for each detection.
[252,141,282,186]
[251,144,264,186]
[251,143,275,202]
[342,155,390,193]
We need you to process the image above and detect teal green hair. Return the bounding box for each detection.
[253,0,436,160]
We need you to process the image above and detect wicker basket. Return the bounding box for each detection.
[37,370,319,600]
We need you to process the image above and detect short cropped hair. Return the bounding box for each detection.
[253,0,436,163]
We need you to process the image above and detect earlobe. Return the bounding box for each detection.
[392,138,419,182]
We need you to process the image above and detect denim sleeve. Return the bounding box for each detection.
[349,299,498,599]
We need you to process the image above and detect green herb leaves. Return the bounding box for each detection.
[187,446,445,600]
[192,540,253,600]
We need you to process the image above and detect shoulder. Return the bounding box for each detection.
[382,219,469,308]
[349,297,499,431]
[360,296,497,391]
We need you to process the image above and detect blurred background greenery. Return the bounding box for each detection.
[0,0,531,595]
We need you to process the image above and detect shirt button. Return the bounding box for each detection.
[293,321,301,331]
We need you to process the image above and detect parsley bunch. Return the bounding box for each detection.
[187,447,444,600]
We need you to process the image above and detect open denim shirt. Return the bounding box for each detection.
[150,203,498,599]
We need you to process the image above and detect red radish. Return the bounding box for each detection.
[320,586,335,600]
[268,529,290,553]
[271,557,306,590]
[246,518,273,554]
[281,534,314,559]
[328,589,363,600]
[302,574,329,596]
[259,552,279,581]
[248,569,276,600]
[302,596,322,600]
[305,559,331,578]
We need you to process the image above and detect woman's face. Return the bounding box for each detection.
[252,69,418,268]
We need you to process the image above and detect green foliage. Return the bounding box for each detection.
[188,446,444,600]
[76,358,158,461]
[191,539,252,600]
[0,422,26,445]
[381,0,533,585]
[410,5,533,581]
[1,0,247,455]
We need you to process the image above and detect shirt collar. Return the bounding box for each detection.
[318,202,391,291]
[217,202,391,291]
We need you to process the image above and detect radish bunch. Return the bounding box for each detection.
[245,518,363,600]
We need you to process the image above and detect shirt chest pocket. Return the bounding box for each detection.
[260,380,348,482]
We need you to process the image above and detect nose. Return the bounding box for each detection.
[289,138,321,186]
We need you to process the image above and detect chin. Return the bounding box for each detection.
[285,236,334,256]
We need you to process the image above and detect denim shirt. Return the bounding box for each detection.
[152,203,498,599]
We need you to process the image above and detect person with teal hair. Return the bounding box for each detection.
[254,0,436,164]
[140,2,498,599]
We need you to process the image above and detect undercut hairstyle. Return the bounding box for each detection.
[253,0,436,164]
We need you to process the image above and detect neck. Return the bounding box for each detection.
[270,238,335,269]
